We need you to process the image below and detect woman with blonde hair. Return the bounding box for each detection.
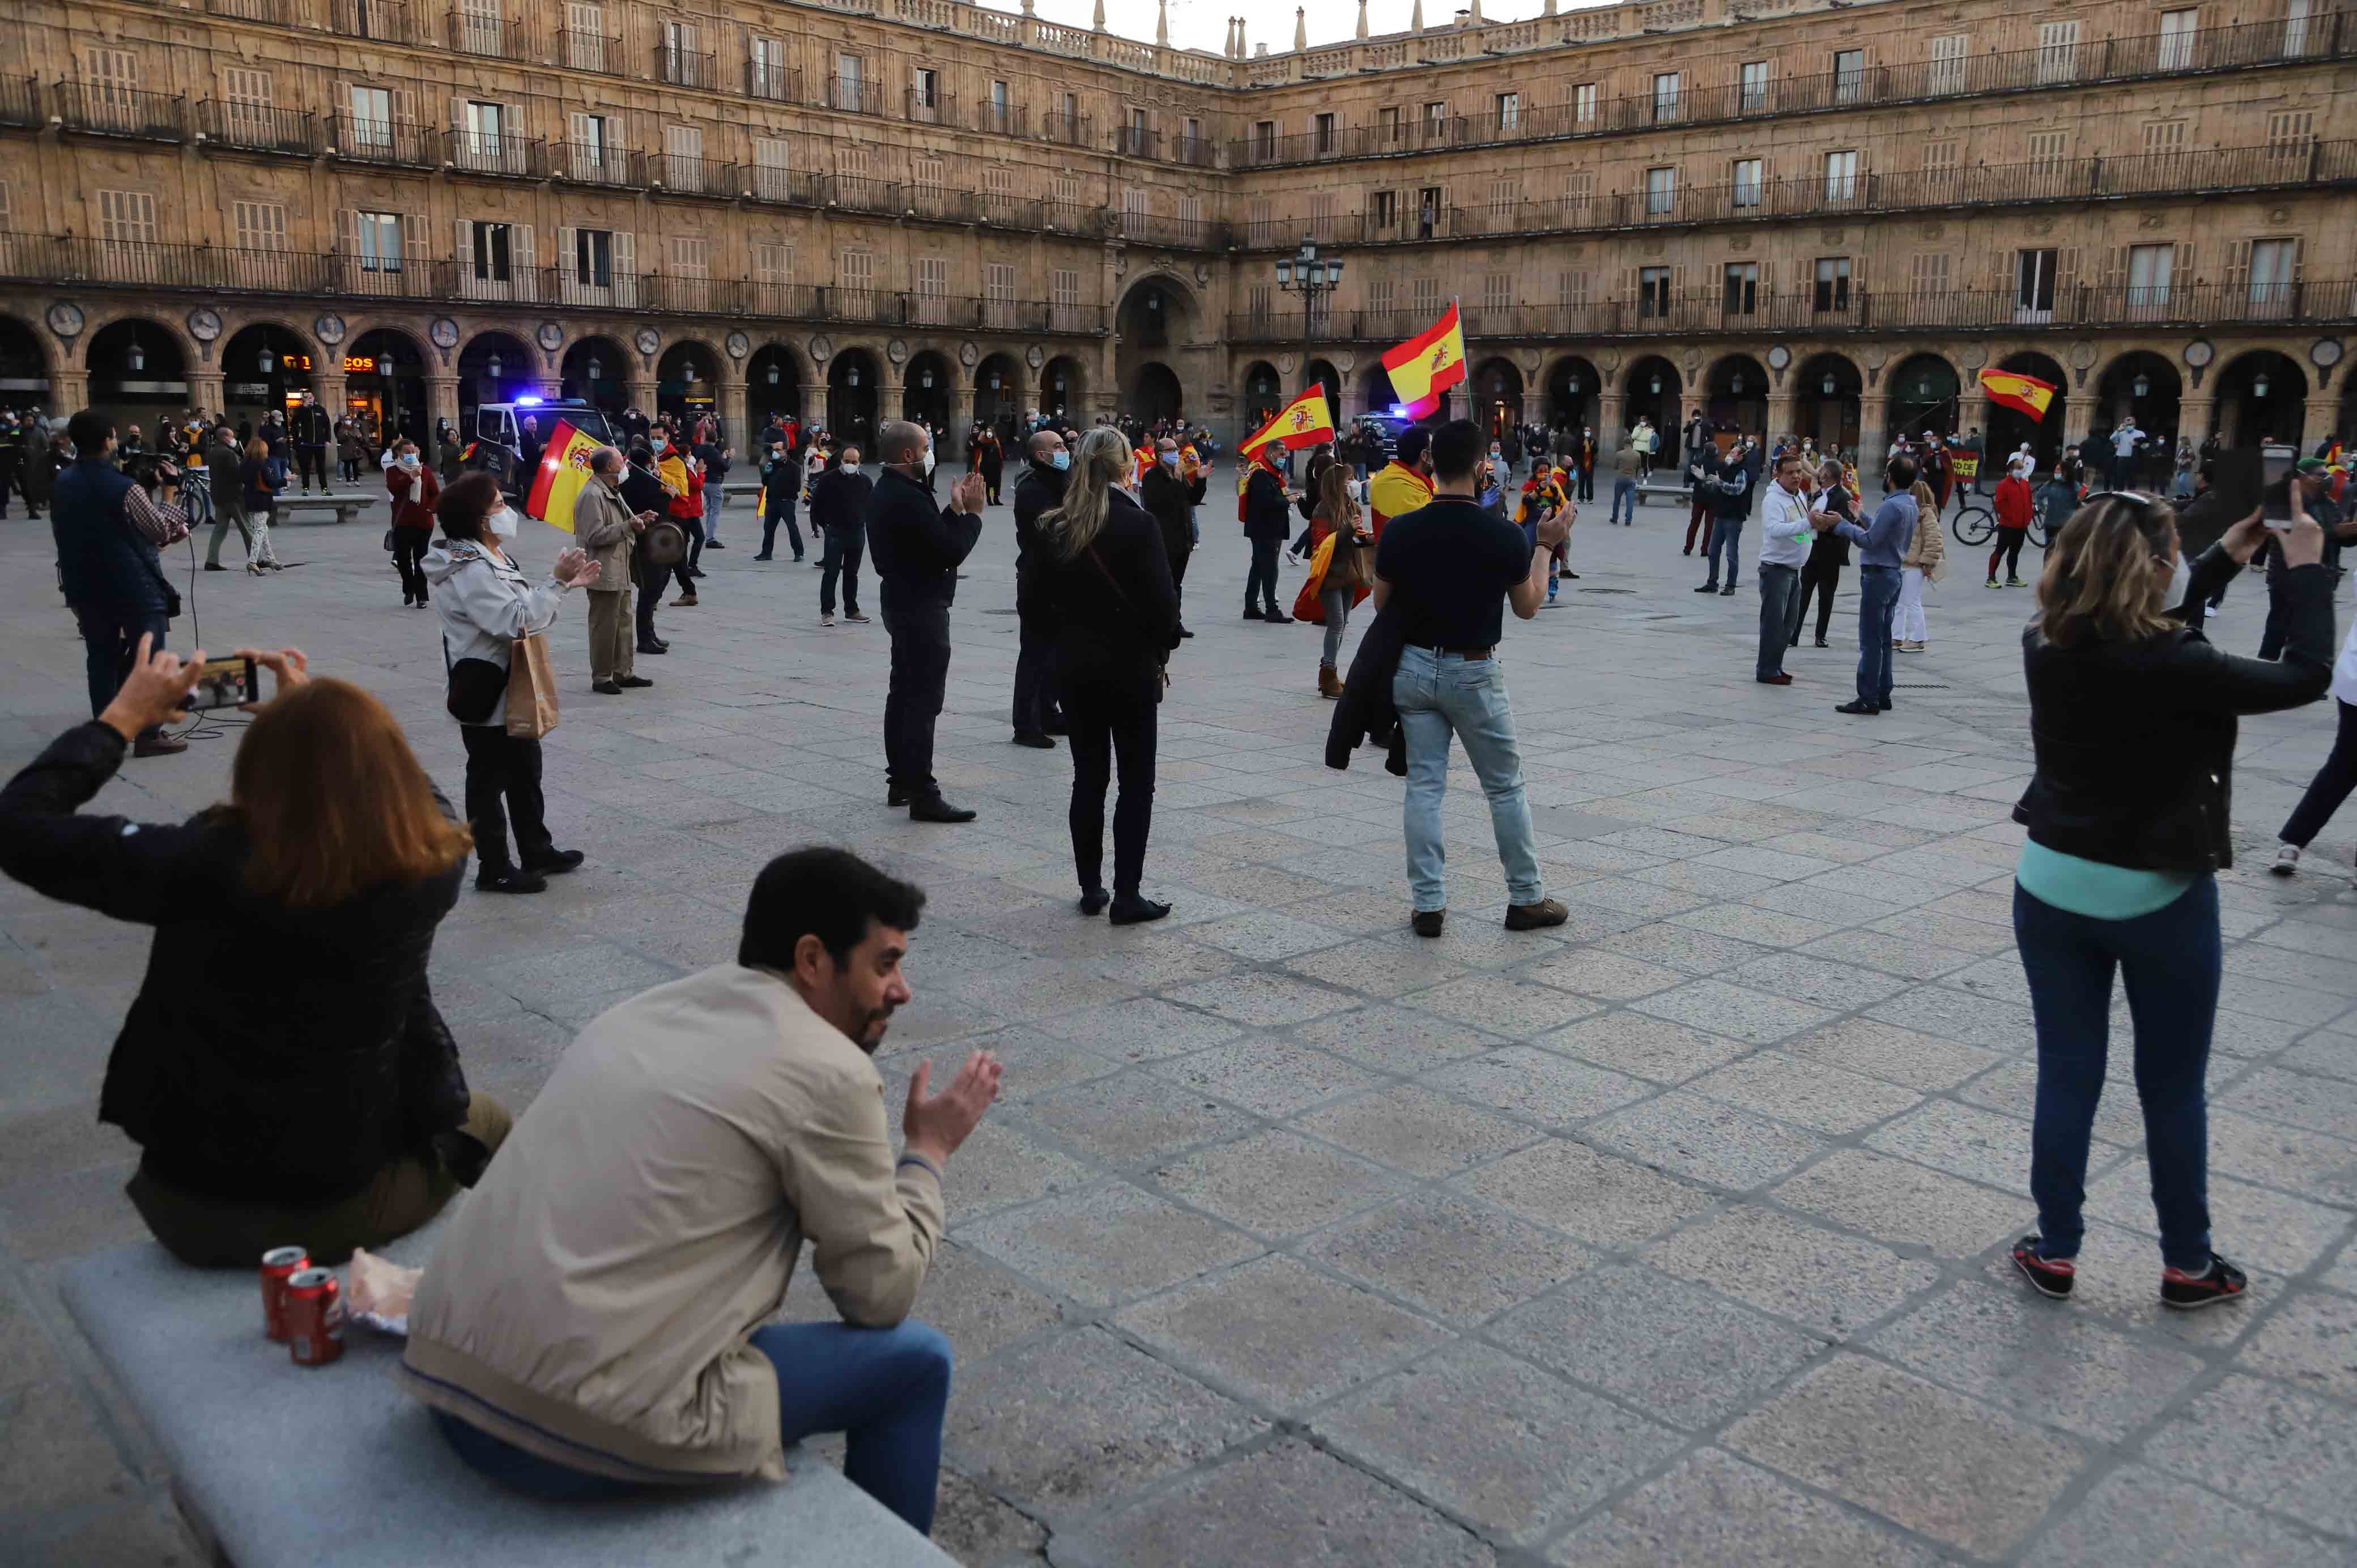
[1310,461,1373,697]
[1892,477,1945,651]
[2009,488,2333,1313]
[0,640,512,1265]
[1026,425,1178,923]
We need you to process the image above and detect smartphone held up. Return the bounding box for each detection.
[181,657,258,713]
[2260,443,2297,531]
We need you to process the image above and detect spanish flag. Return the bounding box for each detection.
[524,419,601,533]
[1239,385,1335,459]
[1381,302,1468,420]
[1977,368,2058,423]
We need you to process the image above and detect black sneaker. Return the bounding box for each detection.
[476,868,548,895]
[522,849,586,877]
[1411,909,1445,938]
[2162,1253,2249,1311]
[2011,1236,2075,1299]
[1078,888,1110,916]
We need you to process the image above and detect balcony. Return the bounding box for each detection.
[743,165,828,206]
[656,46,720,91]
[831,174,897,214]
[975,101,1025,138]
[199,100,321,155]
[329,0,426,45]
[904,88,954,126]
[898,184,975,223]
[54,84,188,141]
[1226,14,2352,168]
[543,139,645,187]
[447,8,524,58]
[1171,134,1218,169]
[555,27,623,74]
[446,127,535,178]
[206,0,297,23]
[826,78,885,115]
[653,152,737,199]
[1040,112,1091,147]
[746,61,800,103]
[0,78,38,129]
[1116,210,1220,249]
[328,113,437,168]
[1112,124,1159,159]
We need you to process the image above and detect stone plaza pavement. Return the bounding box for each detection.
[0,476,2352,1567]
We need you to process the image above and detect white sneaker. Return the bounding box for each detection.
[2271,843,2300,877]
[820,613,835,627]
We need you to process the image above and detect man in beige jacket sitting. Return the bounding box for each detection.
[399,847,1002,1535]
[572,446,649,695]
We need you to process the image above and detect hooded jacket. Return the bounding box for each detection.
[425,538,571,727]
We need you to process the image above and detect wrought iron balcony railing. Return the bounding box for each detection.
[53,83,187,140]
[199,100,321,155]
[327,112,438,167]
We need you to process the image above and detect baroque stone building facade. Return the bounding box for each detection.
[0,0,2350,476]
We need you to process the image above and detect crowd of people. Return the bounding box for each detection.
[13,389,2357,1550]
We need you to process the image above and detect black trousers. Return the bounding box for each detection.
[634,564,660,645]
[393,529,431,602]
[1013,625,1062,737]
[882,599,951,796]
[1792,558,1842,644]
[821,525,863,616]
[460,725,552,874]
[1988,527,2027,583]
[2281,698,2357,849]
[673,515,705,595]
[2259,573,2292,660]
[297,445,329,489]
[1065,674,1159,896]
[1244,535,1283,613]
[762,502,804,559]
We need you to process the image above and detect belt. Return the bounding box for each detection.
[1406,641,1492,661]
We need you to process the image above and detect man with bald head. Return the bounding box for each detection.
[1009,427,1072,747]
[866,420,987,822]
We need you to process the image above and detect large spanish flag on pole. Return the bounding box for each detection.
[1381,301,1469,420]
[524,419,601,533]
[1238,385,1335,458]
[1977,368,2058,423]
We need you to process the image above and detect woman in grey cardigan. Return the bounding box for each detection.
[424,471,599,894]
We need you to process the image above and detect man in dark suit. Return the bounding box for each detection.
[1010,429,1071,748]
[866,421,986,821]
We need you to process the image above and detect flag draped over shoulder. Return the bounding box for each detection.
[525,420,601,533]
[1977,368,2057,423]
[1380,302,1468,419]
[1239,386,1335,459]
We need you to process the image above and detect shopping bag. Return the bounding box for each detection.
[505,633,560,739]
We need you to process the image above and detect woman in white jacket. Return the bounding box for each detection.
[424,471,599,894]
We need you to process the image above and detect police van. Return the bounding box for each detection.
[466,398,616,500]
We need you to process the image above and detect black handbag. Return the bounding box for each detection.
[446,657,506,724]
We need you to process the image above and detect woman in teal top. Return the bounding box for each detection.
[2009,488,2334,1311]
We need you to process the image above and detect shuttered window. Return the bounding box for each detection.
[233,201,286,249]
[100,189,158,244]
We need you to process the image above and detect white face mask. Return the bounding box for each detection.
[651,437,668,453]
[398,454,420,469]
[920,447,936,477]
[487,506,518,539]
[2163,553,2190,610]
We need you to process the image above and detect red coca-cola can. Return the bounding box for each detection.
[284,1267,345,1367]
[259,1246,309,1342]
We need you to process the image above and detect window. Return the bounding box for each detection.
[359,208,404,272]
[1176,193,1201,237]
[984,78,1010,131]
[564,1,607,71]
[661,20,701,86]
[1487,177,1518,216]
[914,255,947,322]
[1252,120,1276,158]
[1922,140,1959,173]
[2266,110,2316,165]
[573,227,612,287]
[233,200,285,250]
[1482,274,1512,312]
[462,100,506,167]
[1417,185,1441,235]
[1378,105,1401,143]
[1558,270,1590,307]
[1124,105,1150,153]
[1496,91,1521,130]
[1053,172,1080,209]
[1824,150,1858,201]
[912,155,944,191]
[1908,252,1951,295]
[984,261,1016,316]
[1565,170,1595,209]
[1122,187,1148,231]
[1739,61,1769,112]
[223,68,273,144]
[2158,8,2197,70]
[1050,267,1078,306]
[912,67,938,106]
[2125,242,2173,309]
[1732,157,1763,208]
[349,84,393,148]
[2028,132,2069,175]
[1722,262,1759,314]
[835,51,863,108]
[2035,21,2079,84]
[1637,266,1671,318]
[1652,72,1681,122]
[2142,119,2187,156]
[836,145,871,181]
[1246,195,1271,242]
[1308,191,1336,236]
[1814,255,1852,312]
[456,0,503,55]
[840,248,873,305]
[2248,237,2296,309]
[752,241,794,309]
[99,189,157,244]
[1423,100,1446,138]
[2016,248,2058,318]
[665,123,703,186]
[1371,189,1398,228]
[1369,276,1396,315]
[1928,33,1967,94]
[1314,112,1335,152]
[473,220,512,281]
[1182,115,1202,158]
[751,134,789,201]
[1832,49,1864,101]
[1644,165,1676,216]
[2284,0,2311,54]
[568,112,610,178]
[85,48,137,117]
[1413,276,1441,316]
[1573,82,1596,125]
[751,37,790,99]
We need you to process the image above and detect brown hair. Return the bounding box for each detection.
[436,471,501,538]
[1313,461,1359,526]
[231,679,471,906]
[245,437,269,461]
[2033,494,2181,649]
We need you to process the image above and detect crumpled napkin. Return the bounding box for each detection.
[347,1249,423,1336]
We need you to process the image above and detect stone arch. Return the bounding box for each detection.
[974,351,1025,439]
[901,348,957,431]
[459,329,537,436]
[1302,356,1342,416]
[1117,275,1199,425]
[2093,350,2182,487]
[745,342,805,424]
[0,310,62,384]
[1040,355,1088,423]
[1240,359,1283,429]
[655,337,721,425]
[219,321,322,429]
[0,313,58,408]
[1355,359,1399,417]
[1794,352,1862,456]
[561,334,632,412]
[2214,349,2306,449]
[83,316,193,434]
[346,325,432,448]
[828,347,882,450]
[1543,355,1601,433]
[1884,352,1960,447]
[81,311,199,376]
[1471,356,1524,437]
[1622,355,1680,441]
[1704,352,1770,438]
[1990,350,2070,471]
[216,310,321,370]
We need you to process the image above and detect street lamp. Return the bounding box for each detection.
[487,353,503,379]
[588,356,603,381]
[767,361,781,385]
[1275,235,1345,411]
[2131,373,2150,399]
[1822,374,1836,395]
[126,336,146,373]
[259,348,276,373]
[2253,373,2270,398]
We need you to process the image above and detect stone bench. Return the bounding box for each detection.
[1635,480,1692,509]
[720,481,764,508]
[271,495,367,526]
[59,1228,955,1568]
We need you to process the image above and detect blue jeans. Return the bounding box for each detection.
[1755,561,1797,679]
[1244,535,1283,614]
[1610,477,1637,523]
[432,1319,952,1535]
[2014,878,2219,1271]
[1707,518,1742,590]
[1854,565,1899,703]
[702,483,724,543]
[1391,645,1542,912]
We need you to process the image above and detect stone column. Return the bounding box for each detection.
[718,375,748,445]
[2180,394,2215,447]
[1857,393,1890,485]
[1765,391,1797,446]
[629,376,659,421]
[1521,390,1545,432]
[54,370,91,412]
[801,384,827,434]
[1596,391,1625,457]
[428,376,460,467]
[188,371,226,421]
[2061,387,2094,450]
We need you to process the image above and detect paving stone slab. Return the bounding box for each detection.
[2142,1374,2357,1537]
[1585,1090,1831,1190]
[1767,1148,2022,1259]
[955,1181,1263,1309]
[1291,1085,1544,1178]
[1545,1447,1948,1568]
[1418,1046,1652,1130]
[1299,1191,1592,1321]
[2027,1463,2346,1568]
[1149,1130,1411,1241]
[1452,1137,1721,1251]
[1649,1204,1942,1340]
[1529,1009,1752,1085]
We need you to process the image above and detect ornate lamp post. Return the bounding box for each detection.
[1275,236,1343,410]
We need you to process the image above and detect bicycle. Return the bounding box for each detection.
[1947,499,2054,551]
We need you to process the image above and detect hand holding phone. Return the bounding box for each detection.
[184,655,259,713]
[2260,444,2298,530]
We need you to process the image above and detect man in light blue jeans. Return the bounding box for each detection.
[1374,417,1573,939]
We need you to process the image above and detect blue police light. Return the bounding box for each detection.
[515,395,544,406]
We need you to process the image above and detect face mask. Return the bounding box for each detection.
[1161,452,1180,468]
[1049,450,1070,471]
[398,454,420,469]
[2163,553,2191,611]
[919,449,935,477]
[487,506,518,539]
[651,437,668,453]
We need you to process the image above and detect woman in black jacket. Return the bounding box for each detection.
[1026,427,1179,923]
[0,640,506,1266]
[2009,490,2333,1313]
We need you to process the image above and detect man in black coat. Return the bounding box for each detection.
[290,392,334,495]
[809,442,871,625]
[866,421,986,821]
[1241,449,1295,624]
[1010,430,1070,748]
[616,444,670,656]
[1139,435,1207,640]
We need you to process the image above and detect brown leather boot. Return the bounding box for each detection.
[1318,664,1342,700]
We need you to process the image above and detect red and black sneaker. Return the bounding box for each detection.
[2011,1236,2076,1300]
[2162,1254,2249,1311]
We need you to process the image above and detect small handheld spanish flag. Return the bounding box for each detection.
[524,419,602,533]
[1238,385,1335,459]
[1977,368,2058,423]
